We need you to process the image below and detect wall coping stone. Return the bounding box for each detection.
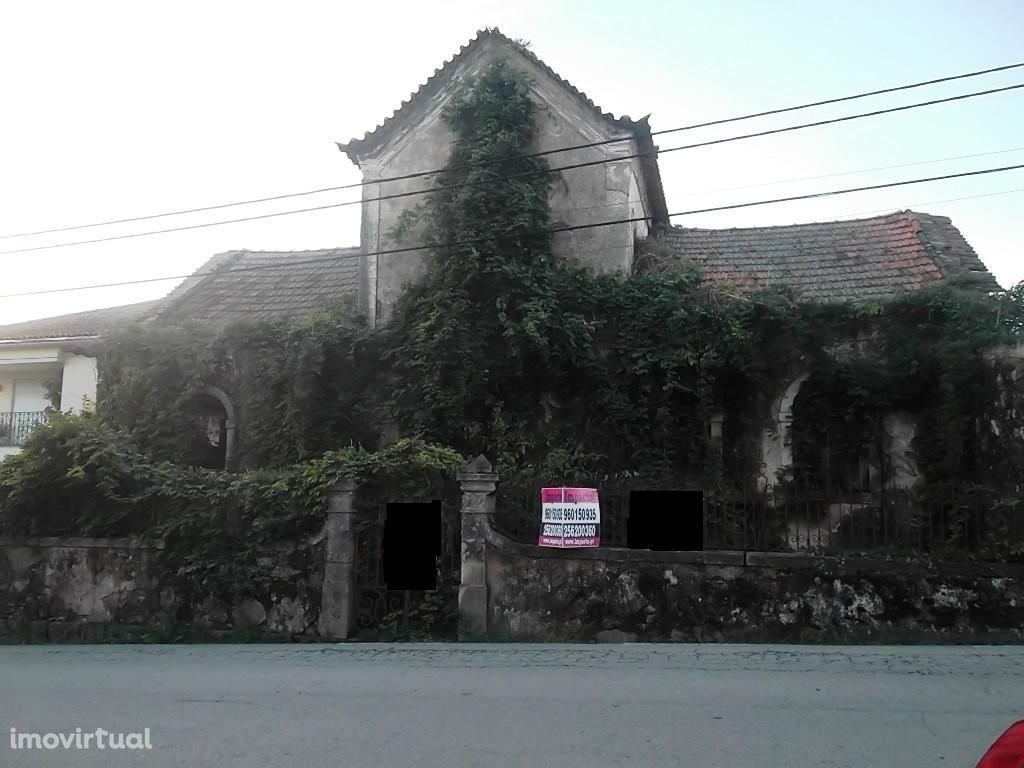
[484,523,745,566]
[0,536,166,551]
[484,520,1024,578]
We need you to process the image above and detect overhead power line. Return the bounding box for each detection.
[1,163,1022,300]
[2,82,1021,256]
[832,186,1024,220]
[674,145,1024,198]
[2,61,1022,241]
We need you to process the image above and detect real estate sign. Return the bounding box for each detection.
[539,487,601,548]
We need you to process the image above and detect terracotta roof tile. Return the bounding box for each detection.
[156,248,361,323]
[646,210,999,301]
[0,301,160,342]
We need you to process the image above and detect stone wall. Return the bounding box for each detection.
[0,534,326,642]
[482,527,1024,643]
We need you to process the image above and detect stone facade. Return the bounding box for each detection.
[0,535,325,642]
[338,31,661,326]
[4,480,1023,644]
[483,530,1024,643]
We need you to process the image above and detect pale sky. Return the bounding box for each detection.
[1,0,1022,325]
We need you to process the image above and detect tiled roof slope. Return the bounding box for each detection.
[647,211,1000,301]
[157,248,361,323]
[337,28,644,163]
[0,301,159,342]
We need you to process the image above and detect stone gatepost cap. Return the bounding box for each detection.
[462,455,493,474]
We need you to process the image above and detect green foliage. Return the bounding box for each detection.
[789,284,1024,492]
[385,59,562,457]
[6,60,1019,567]
[378,60,1024,497]
[0,413,162,536]
[0,413,462,538]
[0,413,463,609]
[75,60,1021,500]
[98,303,381,467]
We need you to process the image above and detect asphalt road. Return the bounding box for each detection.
[0,643,1021,767]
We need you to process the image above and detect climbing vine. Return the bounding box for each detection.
[97,303,382,468]
[383,60,1024,493]
[7,59,1020,525]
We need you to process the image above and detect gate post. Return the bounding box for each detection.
[457,455,498,640]
[319,479,357,640]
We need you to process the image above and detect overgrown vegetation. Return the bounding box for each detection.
[0,412,463,612]
[382,59,1024,494]
[98,303,381,468]
[1,58,1022,550]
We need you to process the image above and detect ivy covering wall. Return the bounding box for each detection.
[93,60,1024,494]
[2,59,1021,546]
[97,304,382,468]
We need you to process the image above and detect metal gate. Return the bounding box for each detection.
[353,496,460,639]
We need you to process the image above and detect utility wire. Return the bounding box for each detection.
[2,163,1022,299]
[674,145,1024,198]
[441,144,1024,219]
[2,82,1021,257]
[832,186,1024,220]
[3,61,1022,240]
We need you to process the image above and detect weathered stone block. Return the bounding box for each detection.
[232,599,267,628]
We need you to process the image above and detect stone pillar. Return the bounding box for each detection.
[883,412,919,489]
[319,480,357,640]
[706,411,725,482]
[457,455,498,641]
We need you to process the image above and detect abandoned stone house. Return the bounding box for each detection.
[0,28,1010,496]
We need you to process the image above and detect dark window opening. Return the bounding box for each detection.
[791,377,880,496]
[383,501,442,590]
[183,393,228,470]
[627,491,703,551]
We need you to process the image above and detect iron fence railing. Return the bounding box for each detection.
[0,411,48,447]
[494,482,1024,561]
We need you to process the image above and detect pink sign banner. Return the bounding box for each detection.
[538,487,601,548]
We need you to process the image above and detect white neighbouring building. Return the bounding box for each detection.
[0,302,157,458]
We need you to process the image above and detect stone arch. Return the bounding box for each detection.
[180,386,237,471]
[203,385,237,471]
[759,372,809,487]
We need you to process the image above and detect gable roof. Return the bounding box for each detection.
[336,28,670,229]
[156,248,361,323]
[0,300,160,343]
[338,28,643,163]
[643,210,1000,301]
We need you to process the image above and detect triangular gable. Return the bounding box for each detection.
[339,28,639,161]
[336,28,669,228]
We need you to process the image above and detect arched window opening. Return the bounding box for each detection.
[182,389,234,470]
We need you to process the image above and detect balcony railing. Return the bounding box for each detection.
[0,411,48,447]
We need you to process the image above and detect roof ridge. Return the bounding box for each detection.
[337,27,642,164]
[228,246,360,255]
[667,210,912,235]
